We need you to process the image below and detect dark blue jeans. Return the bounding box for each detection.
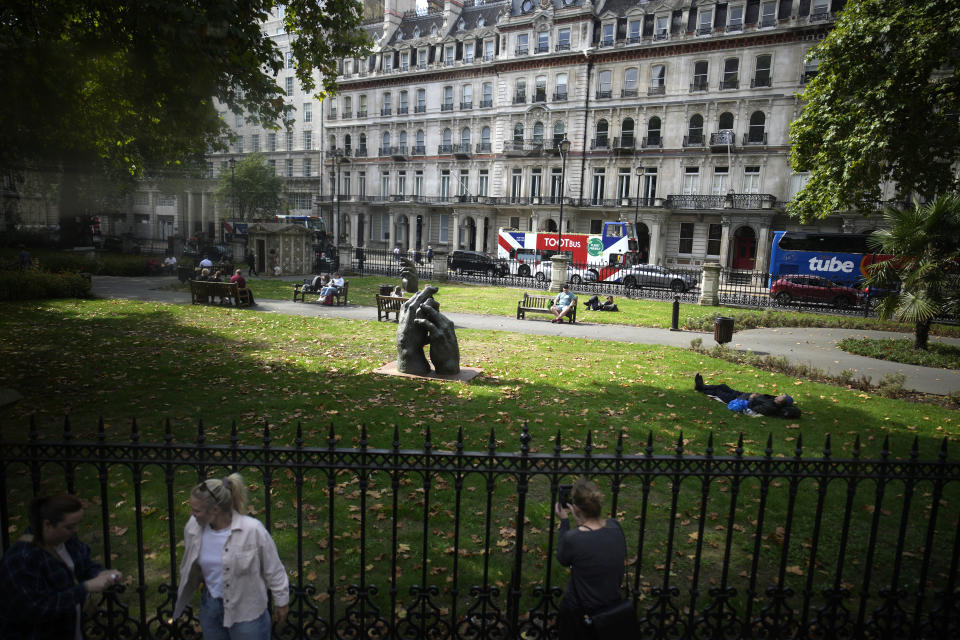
[198,588,271,640]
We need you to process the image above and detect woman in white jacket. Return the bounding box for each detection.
[172,473,289,639]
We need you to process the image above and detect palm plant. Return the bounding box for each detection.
[866,194,960,350]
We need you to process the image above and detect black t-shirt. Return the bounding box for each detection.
[556,519,625,612]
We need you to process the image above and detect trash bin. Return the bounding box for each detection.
[714,316,734,344]
[379,284,394,296]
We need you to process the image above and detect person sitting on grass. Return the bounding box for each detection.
[551,285,576,323]
[585,295,618,311]
[230,269,256,305]
[694,373,801,418]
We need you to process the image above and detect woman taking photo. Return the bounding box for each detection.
[172,473,289,639]
[0,494,122,639]
[555,479,628,639]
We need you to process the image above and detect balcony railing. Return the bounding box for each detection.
[437,144,453,155]
[690,78,708,92]
[759,16,777,27]
[475,142,492,153]
[415,105,426,113]
[441,103,454,111]
[654,30,669,41]
[452,144,471,158]
[354,146,368,157]
[555,42,570,52]
[535,43,549,53]
[751,76,771,88]
[513,93,526,104]
[479,98,493,108]
[627,35,641,44]
[642,135,662,149]
[620,88,638,98]
[411,145,426,156]
[743,133,768,146]
[389,145,408,160]
[397,106,408,114]
[647,85,665,96]
[328,112,337,120]
[809,11,832,23]
[515,46,528,56]
[590,137,610,150]
[503,140,544,156]
[533,92,547,103]
[595,90,612,99]
[381,107,392,116]
[483,53,494,62]
[553,91,568,102]
[727,21,743,32]
[612,136,635,152]
[342,111,353,119]
[357,110,367,118]
[719,79,739,90]
[683,134,705,147]
[378,146,390,157]
[696,26,713,36]
[709,130,736,149]
[460,101,473,110]
[599,38,614,48]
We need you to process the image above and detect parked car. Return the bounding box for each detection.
[567,262,600,285]
[620,264,698,292]
[770,275,861,308]
[448,250,508,276]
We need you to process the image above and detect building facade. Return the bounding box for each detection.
[124,0,889,272]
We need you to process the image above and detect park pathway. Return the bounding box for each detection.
[91,276,960,396]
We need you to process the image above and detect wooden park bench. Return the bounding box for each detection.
[293,280,349,305]
[189,280,252,307]
[376,294,408,321]
[516,292,577,323]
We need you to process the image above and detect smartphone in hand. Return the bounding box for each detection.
[558,484,572,507]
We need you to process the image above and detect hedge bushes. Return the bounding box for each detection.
[0,248,153,276]
[0,271,92,301]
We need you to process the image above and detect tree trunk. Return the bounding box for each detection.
[914,318,931,350]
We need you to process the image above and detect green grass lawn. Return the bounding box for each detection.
[0,298,955,625]
[838,336,960,369]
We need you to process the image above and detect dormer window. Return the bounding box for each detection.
[431,24,438,37]
[458,18,465,30]
[517,33,529,56]
[698,9,713,35]
[537,31,549,53]
[478,16,485,27]
[628,20,641,44]
[728,5,744,32]
[655,16,669,39]
[601,24,614,47]
[760,1,777,27]
[413,27,420,38]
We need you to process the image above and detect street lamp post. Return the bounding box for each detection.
[557,137,571,255]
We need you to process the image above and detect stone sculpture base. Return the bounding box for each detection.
[374,361,481,383]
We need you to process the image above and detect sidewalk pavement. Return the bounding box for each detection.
[90,276,960,396]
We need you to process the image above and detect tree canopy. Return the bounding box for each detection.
[789,0,960,222]
[0,0,370,180]
[213,154,285,221]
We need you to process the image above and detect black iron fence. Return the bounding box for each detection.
[2,419,958,639]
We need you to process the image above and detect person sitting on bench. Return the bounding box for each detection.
[550,285,576,323]
[694,373,801,418]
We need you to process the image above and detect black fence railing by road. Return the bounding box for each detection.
[2,419,958,639]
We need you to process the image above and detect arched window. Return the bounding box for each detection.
[481,126,491,151]
[381,131,390,151]
[533,121,544,143]
[688,114,704,145]
[514,122,524,143]
[535,75,547,102]
[554,120,565,142]
[646,117,661,146]
[718,111,734,130]
[329,134,336,150]
[623,68,638,96]
[344,134,352,153]
[399,130,407,147]
[461,127,471,146]
[595,119,609,146]
[442,128,452,146]
[482,82,493,106]
[748,111,766,143]
[359,133,366,150]
[416,129,425,146]
[621,118,634,144]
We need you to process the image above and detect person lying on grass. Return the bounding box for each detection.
[694,373,801,418]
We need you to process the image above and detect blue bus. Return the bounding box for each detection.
[768,231,886,286]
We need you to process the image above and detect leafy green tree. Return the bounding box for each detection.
[790,0,960,221]
[0,0,369,243]
[214,155,285,221]
[866,195,960,350]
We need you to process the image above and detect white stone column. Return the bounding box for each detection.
[549,255,570,292]
[452,214,460,250]
[718,216,732,270]
[388,212,396,249]
[407,214,416,254]
[183,191,194,238]
[755,225,771,275]
[648,216,664,265]
[349,213,359,249]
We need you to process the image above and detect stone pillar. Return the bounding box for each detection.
[184,191,195,238]
[754,225,771,275]
[432,254,448,282]
[718,217,732,270]
[699,262,721,306]
[452,214,460,250]
[648,216,664,265]
[349,213,360,249]
[388,212,396,250]
[549,255,570,292]
[407,214,416,254]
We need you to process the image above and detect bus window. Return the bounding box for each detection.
[605,224,623,238]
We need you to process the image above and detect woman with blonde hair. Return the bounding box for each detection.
[172,474,288,639]
[555,478,629,639]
